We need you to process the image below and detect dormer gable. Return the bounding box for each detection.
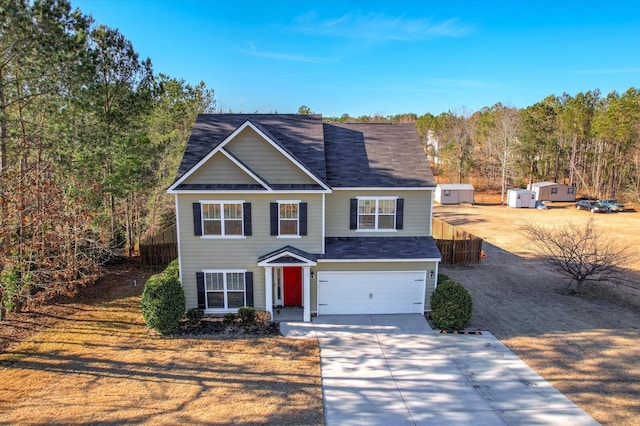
[168,118,330,193]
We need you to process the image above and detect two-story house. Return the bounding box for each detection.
[168,114,441,322]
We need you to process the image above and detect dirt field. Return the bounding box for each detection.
[0,267,323,425]
[434,200,640,425]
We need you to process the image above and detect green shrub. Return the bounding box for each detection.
[430,276,473,330]
[237,306,256,324]
[437,273,452,286]
[141,272,185,334]
[164,259,180,279]
[185,308,204,325]
[223,313,237,325]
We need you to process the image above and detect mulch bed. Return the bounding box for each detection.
[172,317,280,338]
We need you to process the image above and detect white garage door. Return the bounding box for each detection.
[317,271,426,315]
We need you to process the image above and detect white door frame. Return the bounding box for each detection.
[273,267,284,306]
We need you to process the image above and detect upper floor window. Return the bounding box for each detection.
[350,197,404,231]
[193,201,251,237]
[279,202,299,235]
[358,198,396,230]
[270,201,307,237]
[202,202,243,235]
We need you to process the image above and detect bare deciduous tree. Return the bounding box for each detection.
[520,217,630,293]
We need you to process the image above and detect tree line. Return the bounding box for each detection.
[0,0,214,315]
[3,0,639,315]
[326,89,640,205]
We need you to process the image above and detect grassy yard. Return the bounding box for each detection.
[0,273,323,425]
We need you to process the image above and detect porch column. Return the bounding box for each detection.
[302,266,311,322]
[264,267,273,319]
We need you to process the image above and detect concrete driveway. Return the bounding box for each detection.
[282,314,598,426]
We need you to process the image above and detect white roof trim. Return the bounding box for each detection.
[317,258,441,263]
[258,250,317,267]
[168,189,331,194]
[168,120,330,192]
[219,148,272,191]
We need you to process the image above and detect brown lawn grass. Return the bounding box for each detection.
[0,275,323,425]
[436,198,640,425]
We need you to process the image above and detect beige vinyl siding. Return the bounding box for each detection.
[325,189,433,237]
[311,261,438,312]
[224,127,317,185]
[177,193,323,310]
[182,152,260,185]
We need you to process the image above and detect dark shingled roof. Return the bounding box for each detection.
[175,114,327,184]
[323,122,435,188]
[320,237,441,260]
[173,114,436,189]
[258,245,318,263]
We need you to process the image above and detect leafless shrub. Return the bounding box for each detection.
[520,217,631,293]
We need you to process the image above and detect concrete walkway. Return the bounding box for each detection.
[281,314,598,426]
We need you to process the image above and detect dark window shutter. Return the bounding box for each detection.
[396,198,404,230]
[196,272,205,309]
[349,199,358,230]
[193,203,202,236]
[299,202,308,236]
[245,272,254,307]
[270,202,278,235]
[243,203,252,236]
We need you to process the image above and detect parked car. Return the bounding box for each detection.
[599,199,625,212]
[575,200,609,213]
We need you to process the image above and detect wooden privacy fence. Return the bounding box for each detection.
[140,224,178,267]
[432,218,484,265]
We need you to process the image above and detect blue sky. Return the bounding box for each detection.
[72,0,640,117]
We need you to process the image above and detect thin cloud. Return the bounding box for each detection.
[237,42,333,64]
[293,11,472,41]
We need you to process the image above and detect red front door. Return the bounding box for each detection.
[283,267,302,306]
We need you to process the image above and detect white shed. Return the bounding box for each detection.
[435,184,475,205]
[507,189,536,208]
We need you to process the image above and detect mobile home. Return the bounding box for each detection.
[528,182,576,202]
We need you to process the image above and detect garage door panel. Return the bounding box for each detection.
[317,271,425,315]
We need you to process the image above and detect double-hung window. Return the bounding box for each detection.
[270,201,307,237]
[357,197,397,230]
[201,201,243,236]
[204,271,245,309]
[279,202,299,236]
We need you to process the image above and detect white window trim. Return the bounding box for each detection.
[277,200,300,237]
[200,200,245,238]
[203,269,247,311]
[356,196,398,232]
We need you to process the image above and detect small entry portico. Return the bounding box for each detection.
[258,246,317,322]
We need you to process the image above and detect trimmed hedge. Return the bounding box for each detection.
[430,275,473,330]
[237,306,256,324]
[141,269,185,335]
[164,258,180,279]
